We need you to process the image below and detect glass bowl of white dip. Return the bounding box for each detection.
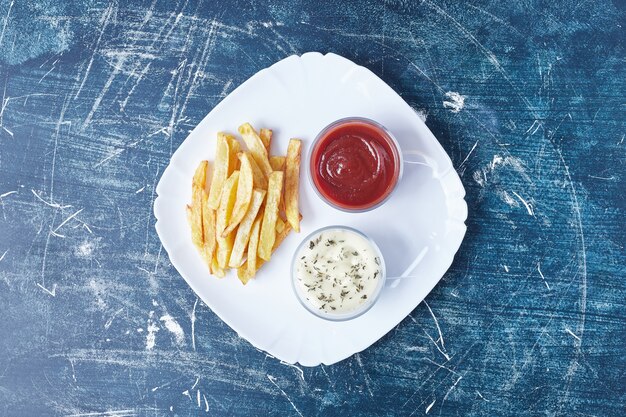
[291,226,387,321]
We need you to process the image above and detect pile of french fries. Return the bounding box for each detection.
[187,122,302,285]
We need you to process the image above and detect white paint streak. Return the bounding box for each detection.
[31,189,71,209]
[0,190,16,198]
[38,58,58,84]
[69,359,77,383]
[354,353,374,397]
[191,298,198,351]
[424,330,450,361]
[267,375,304,417]
[511,191,534,216]
[424,300,447,352]
[425,399,436,414]
[491,155,504,170]
[472,170,485,187]
[443,91,465,113]
[160,314,185,346]
[36,282,57,297]
[279,360,305,382]
[146,311,159,350]
[565,328,581,341]
[52,208,84,234]
[458,140,478,168]
[94,148,125,168]
[423,358,460,376]
[537,262,550,290]
[0,0,14,47]
[499,190,518,207]
[76,240,95,258]
[476,391,489,401]
[0,250,7,262]
[525,119,543,136]
[66,410,137,417]
[588,175,615,181]
[104,308,124,329]
[443,375,463,402]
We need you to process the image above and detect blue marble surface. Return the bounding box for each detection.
[0,0,624,416]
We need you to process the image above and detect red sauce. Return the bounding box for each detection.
[311,119,401,210]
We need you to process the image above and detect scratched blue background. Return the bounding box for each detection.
[0,0,624,416]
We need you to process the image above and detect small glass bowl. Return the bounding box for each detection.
[308,117,404,213]
[291,225,387,321]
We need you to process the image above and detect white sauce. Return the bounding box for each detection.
[295,229,382,314]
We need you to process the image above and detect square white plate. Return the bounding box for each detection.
[154,52,467,366]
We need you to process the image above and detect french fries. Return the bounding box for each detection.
[190,161,208,248]
[201,189,217,268]
[240,216,262,285]
[207,134,229,209]
[238,123,273,178]
[285,139,302,232]
[229,189,266,268]
[238,218,295,283]
[260,128,272,153]
[269,155,285,171]
[246,153,269,189]
[258,171,283,261]
[187,123,302,283]
[222,153,254,237]
[225,135,241,173]
[216,171,239,268]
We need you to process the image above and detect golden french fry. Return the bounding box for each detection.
[229,189,266,268]
[274,217,295,251]
[216,223,235,270]
[275,217,285,234]
[260,128,273,154]
[216,171,239,234]
[190,161,208,248]
[201,189,216,268]
[269,155,285,172]
[225,134,241,173]
[207,133,229,209]
[216,171,239,268]
[211,257,225,278]
[285,139,302,232]
[222,154,254,237]
[238,123,273,178]
[238,219,294,282]
[238,215,262,284]
[269,158,286,215]
[245,152,268,189]
[193,160,209,188]
[258,171,283,261]
[186,205,193,230]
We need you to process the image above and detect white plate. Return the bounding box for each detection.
[154,52,467,366]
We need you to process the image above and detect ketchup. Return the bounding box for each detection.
[311,119,401,211]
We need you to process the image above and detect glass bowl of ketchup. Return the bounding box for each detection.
[309,117,403,212]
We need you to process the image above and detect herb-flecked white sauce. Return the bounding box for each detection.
[295,229,382,314]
